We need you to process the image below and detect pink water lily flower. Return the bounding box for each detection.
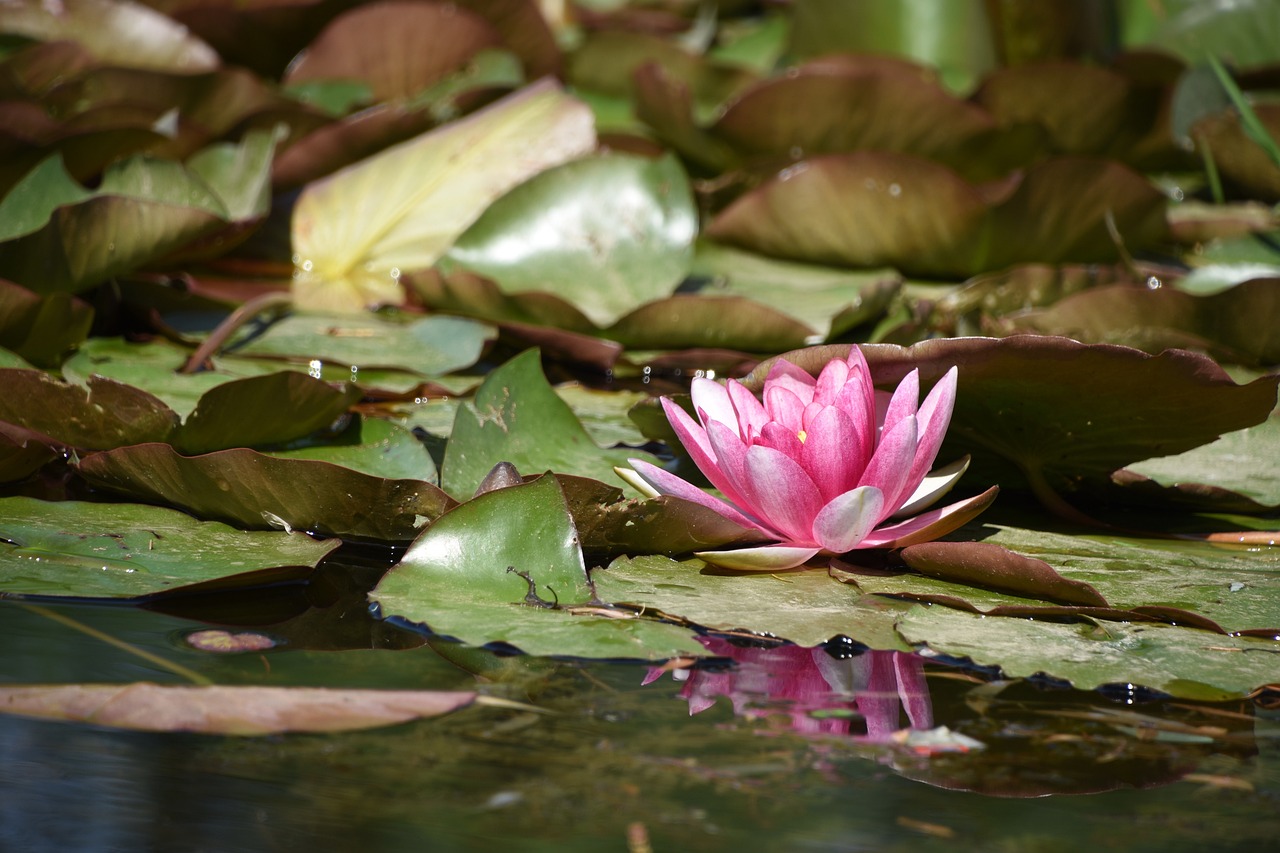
[619,347,997,571]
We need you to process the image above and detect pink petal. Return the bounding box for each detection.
[834,381,875,466]
[813,358,849,406]
[801,405,862,500]
[764,384,807,434]
[662,397,751,507]
[625,458,766,533]
[758,421,804,459]
[880,369,919,439]
[743,444,824,543]
[845,347,877,438]
[764,358,816,406]
[859,414,918,519]
[691,377,738,434]
[727,380,768,442]
[801,401,825,431]
[705,419,759,514]
[812,486,884,553]
[903,367,958,497]
[693,544,822,571]
[856,652,902,741]
[858,485,999,548]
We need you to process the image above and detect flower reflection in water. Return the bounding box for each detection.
[647,638,934,742]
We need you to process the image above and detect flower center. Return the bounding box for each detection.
[797,429,807,443]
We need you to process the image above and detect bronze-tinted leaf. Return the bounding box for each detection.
[76,443,454,542]
[899,541,1109,607]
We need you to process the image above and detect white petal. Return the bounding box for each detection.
[693,545,822,571]
[891,455,970,519]
[812,486,884,553]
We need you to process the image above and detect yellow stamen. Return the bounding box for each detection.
[797,430,807,443]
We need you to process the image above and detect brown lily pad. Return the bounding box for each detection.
[1193,103,1280,201]
[706,153,1169,279]
[76,443,454,542]
[899,541,1108,607]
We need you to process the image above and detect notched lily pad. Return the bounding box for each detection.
[75,443,454,542]
[0,496,337,599]
[441,348,657,499]
[372,475,704,658]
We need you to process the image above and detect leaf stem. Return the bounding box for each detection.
[180,291,294,374]
[20,604,213,686]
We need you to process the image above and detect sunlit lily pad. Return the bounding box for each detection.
[371,475,705,658]
[75,444,453,542]
[0,496,338,599]
[746,337,1280,499]
[266,417,437,482]
[0,683,485,735]
[594,554,912,651]
[440,152,697,328]
[897,607,1280,701]
[290,79,596,311]
[706,154,1169,279]
[441,349,658,499]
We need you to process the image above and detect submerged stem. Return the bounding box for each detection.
[21,604,213,686]
[180,291,294,374]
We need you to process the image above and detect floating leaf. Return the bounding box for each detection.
[1004,278,1280,366]
[899,541,1109,607]
[0,278,93,368]
[441,152,697,328]
[372,475,705,658]
[0,496,337,599]
[897,607,1280,700]
[0,422,61,484]
[76,444,453,542]
[282,1,502,102]
[706,154,1169,279]
[0,683,480,734]
[290,79,596,311]
[594,555,912,651]
[1193,104,1280,202]
[440,349,657,499]
[0,368,178,450]
[266,417,437,483]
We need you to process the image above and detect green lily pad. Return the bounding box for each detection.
[706,153,1169,279]
[687,241,901,341]
[1129,0,1280,69]
[0,496,337,599]
[1127,400,1280,507]
[594,554,912,651]
[75,443,454,542]
[897,606,1280,700]
[266,417,437,483]
[371,475,705,658]
[747,337,1280,498]
[227,311,494,378]
[441,349,657,499]
[441,153,697,328]
[846,521,1280,634]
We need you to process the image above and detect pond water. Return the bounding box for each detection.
[2,556,1277,852]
